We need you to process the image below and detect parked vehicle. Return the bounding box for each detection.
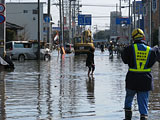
[65,43,74,53]
[6,41,51,61]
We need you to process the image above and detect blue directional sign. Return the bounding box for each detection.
[44,16,50,23]
[0,14,5,24]
[78,14,92,25]
[116,17,131,25]
[52,27,60,31]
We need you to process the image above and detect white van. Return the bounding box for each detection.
[6,41,51,61]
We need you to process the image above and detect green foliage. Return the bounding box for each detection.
[94,31,108,39]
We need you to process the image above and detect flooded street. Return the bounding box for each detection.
[0,49,160,120]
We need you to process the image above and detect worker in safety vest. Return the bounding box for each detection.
[121,28,160,120]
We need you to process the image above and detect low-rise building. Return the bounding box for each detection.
[142,0,159,46]
[6,2,45,41]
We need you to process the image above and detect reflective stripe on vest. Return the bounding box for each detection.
[129,44,151,72]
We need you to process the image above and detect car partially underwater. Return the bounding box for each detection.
[6,41,51,61]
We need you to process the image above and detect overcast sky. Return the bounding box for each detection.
[81,0,131,31]
[50,0,134,32]
[6,0,134,32]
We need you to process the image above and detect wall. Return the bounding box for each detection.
[6,2,44,41]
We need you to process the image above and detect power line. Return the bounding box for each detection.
[82,4,116,7]
[52,3,129,8]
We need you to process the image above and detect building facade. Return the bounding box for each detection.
[142,0,159,46]
[6,2,44,41]
[110,11,121,36]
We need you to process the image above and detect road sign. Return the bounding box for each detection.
[0,3,5,13]
[0,14,5,24]
[116,17,131,25]
[78,14,92,25]
[44,16,50,23]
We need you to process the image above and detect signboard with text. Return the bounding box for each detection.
[78,14,92,25]
[116,17,131,25]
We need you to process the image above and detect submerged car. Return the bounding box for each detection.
[6,41,51,61]
[65,43,74,53]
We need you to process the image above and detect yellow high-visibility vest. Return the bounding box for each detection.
[129,44,151,72]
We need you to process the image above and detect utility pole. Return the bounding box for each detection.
[37,0,40,60]
[134,0,136,29]
[69,0,72,44]
[62,0,64,47]
[0,0,6,57]
[116,3,118,36]
[47,0,50,47]
[59,0,62,46]
[138,3,140,28]
[119,0,121,16]
[77,0,80,35]
[148,0,152,46]
[73,0,76,40]
[119,0,122,40]
[128,0,131,44]
[159,0,160,46]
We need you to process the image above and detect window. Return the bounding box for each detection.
[23,10,28,13]
[33,9,38,14]
[33,17,36,20]
[14,43,32,48]
[14,43,24,48]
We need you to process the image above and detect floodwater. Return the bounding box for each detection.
[0,49,160,120]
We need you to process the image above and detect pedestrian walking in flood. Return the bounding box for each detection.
[108,41,114,58]
[86,47,95,76]
[121,28,160,120]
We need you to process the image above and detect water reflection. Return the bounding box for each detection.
[148,62,160,119]
[0,50,160,120]
[86,76,95,104]
[0,71,6,120]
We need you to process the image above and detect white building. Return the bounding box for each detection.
[6,2,44,41]
[110,11,121,36]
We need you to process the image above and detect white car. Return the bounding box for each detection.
[6,41,51,61]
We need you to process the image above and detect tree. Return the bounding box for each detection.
[94,31,108,39]
[18,24,30,41]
